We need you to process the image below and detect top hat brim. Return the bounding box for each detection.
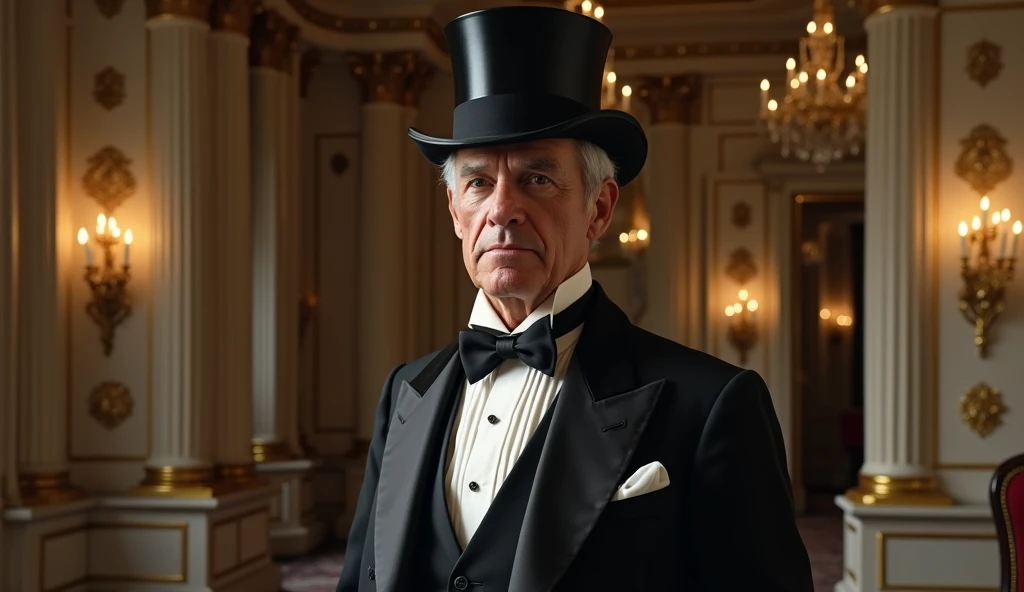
[408,109,648,187]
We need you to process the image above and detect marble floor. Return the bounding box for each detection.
[280,507,844,591]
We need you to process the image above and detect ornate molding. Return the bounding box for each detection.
[210,0,255,35]
[95,0,124,19]
[250,9,295,72]
[954,123,1012,197]
[616,37,866,61]
[637,74,701,125]
[94,67,125,111]
[959,382,1006,438]
[347,51,426,105]
[82,146,136,214]
[145,0,211,22]
[725,247,758,285]
[967,39,1002,88]
[285,0,447,53]
[89,381,134,430]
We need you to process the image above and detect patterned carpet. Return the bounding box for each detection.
[280,511,843,592]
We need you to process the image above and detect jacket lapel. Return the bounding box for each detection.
[509,285,665,591]
[374,341,462,592]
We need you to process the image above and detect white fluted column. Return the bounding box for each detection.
[209,0,257,482]
[250,11,300,462]
[402,61,434,361]
[638,75,698,346]
[846,3,950,505]
[0,0,16,514]
[348,52,418,443]
[15,0,77,504]
[136,2,216,495]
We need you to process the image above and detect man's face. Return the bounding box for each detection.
[447,139,618,306]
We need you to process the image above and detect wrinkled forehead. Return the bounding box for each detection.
[454,139,578,174]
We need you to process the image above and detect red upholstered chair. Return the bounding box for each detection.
[991,453,1024,592]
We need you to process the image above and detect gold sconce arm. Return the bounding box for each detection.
[956,197,1021,358]
[78,214,134,356]
[725,289,759,365]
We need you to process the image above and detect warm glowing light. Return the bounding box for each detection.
[819,308,832,320]
[1002,208,1011,222]
[786,57,796,70]
[725,305,735,317]
[992,212,1002,225]
[77,228,88,245]
[823,22,833,34]
[621,85,632,97]
[806,21,816,33]
[619,232,628,243]
[790,79,800,89]
[124,229,133,245]
[958,221,968,237]
[636,229,648,241]
[816,69,826,81]
[855,54,865,67]
[972,216,982,231]
[593,5,604,18]
[768,99,778,111]
[1014,220,1023,235]
[798,71,809,83]
[859,63,868,74]
[846,75,856,88]
[607,71,617,84]
[980,196,990,211]
[111,226,121,239]
[760,79,770,91]
[836,315,853,326]
[582,0,592,11]
[747,299,759,312]
[738,289,749,301]
[96,213,106,234]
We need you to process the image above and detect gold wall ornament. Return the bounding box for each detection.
[731,201,752,228]
[78,214,134,356]
[724,289,759,365]
[89,381,134,429]
[250,9,293,72]
[967,39,1002,88]
[959,382,1006,437]
[725,247,758,285]
[955,124,1013,197]
[94,67,126,111]
[83,146,136,213]
[347,51,423,105]
[95,0,125,18]
[210,0,255,36]
[956,195,1021,358]
[637,74,700,125]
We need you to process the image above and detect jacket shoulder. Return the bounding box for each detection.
[626,325,747,401]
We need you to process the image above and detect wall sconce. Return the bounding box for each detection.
[618,227,649,254]
[724,289,759,364]
[77,213,133,356]
[956,195,1021,358]
[819,308,854,328]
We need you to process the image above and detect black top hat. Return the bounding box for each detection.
[407,6,648,186]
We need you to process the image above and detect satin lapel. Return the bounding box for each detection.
[374,342,462,592]
[509,285,665,592]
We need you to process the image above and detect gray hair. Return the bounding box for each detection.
[441,139,617,207]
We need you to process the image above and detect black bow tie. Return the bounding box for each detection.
[459,286,594,384]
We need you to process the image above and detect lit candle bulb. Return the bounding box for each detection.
[999,216,1008,259]
[124,229,133,267]
[1012,220,1022,258]
[621,84,632,114]
[972,216,981,231]
[96,213,106,235]
[760,79,770,114]
[958,221,968,258]
[77,227,92,267]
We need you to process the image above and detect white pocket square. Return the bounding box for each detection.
[611,461,670,501]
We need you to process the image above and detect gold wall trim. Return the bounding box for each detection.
[145,0,211,21]
[209,507,270,581]
[285,0,447,52]
[40,522,189,586]
[617,37,866,60]
[876,531,998,591]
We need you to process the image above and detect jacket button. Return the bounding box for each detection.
[453,575,469,590]
[468,481,479,492]
[487,414,499,424]
[367,565,375,580]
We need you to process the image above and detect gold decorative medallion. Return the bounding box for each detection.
[89,381,134,429]
[725,247,758,285]
[954,124,1012,197]
[95,0,125,18]
[959,382,1006,438]
[94,67,125,111]
[731,202,752,229]
[82,146,136,213]
[967,39,1002,87]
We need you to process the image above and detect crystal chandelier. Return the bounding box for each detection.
[758,0,867,171]
[563,0,632,112]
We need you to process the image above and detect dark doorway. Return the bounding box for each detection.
[792,194,865,511]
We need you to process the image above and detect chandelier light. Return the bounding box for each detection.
[564,0,631,112]
[758,0,867,171]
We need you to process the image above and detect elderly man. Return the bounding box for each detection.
[337,6,813,592]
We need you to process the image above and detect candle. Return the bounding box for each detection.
[621,84,632,114]
[760,79,769,114]
[123,228,133,267]
[958,221,968,258]
[1012,220,1022,258]
[999,226,1008,259]
[77,227,92,267]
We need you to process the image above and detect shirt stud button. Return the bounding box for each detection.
[468,481,479,492]
[487,414,499,424]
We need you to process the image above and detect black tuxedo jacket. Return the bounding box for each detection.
[337,284,813,592]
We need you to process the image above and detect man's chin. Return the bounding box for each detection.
[478,267,543,300]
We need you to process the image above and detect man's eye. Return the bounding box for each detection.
[469,179,486,188]
[530,175,549,184]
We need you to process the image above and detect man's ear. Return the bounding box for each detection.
[447,186,463,240]
[586,179,619,242]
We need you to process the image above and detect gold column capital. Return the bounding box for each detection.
[210,0,255,36]
[249,9,292,72]
[861,0,937,17]
[145,0,211,22]
[404,60,435,108]
[637,74,701,125]
[347,51,425,105]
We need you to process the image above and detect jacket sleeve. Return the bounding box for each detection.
[335,364,404,592]
[687,369,814,592]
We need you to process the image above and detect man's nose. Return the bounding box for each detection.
[486,179,525,227]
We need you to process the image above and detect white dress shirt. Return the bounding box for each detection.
[444,263,593,549]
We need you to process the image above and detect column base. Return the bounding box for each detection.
[129,465,268,499]
[252,439,296,463]
[844,474,954,506]
[834,495,998,592]
[254,457,327,557]
[18,471,86,507]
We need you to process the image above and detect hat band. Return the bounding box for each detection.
[452,94,592,139]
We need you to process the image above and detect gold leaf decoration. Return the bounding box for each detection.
[954,124,1012,197]
[959,382,1006,438]
[94,67,126,111]
[731,201,752,229]
[82,146,136,213]
[89,381,134,430]
[95,0,125,19]
[725,247,758,285]
[966,39,1002,88]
